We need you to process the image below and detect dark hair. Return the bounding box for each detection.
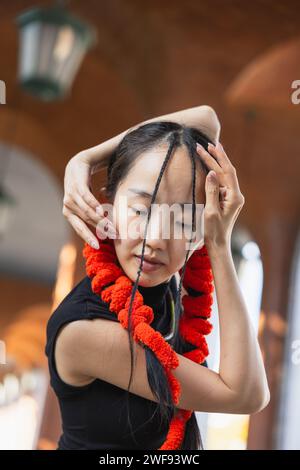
[105,121,212,450]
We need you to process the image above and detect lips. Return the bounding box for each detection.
[135,255,164,265]
[134,255,164,273]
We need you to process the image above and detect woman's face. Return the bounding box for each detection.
[111,142,206,287]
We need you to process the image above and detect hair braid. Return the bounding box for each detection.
[97,121,214,449]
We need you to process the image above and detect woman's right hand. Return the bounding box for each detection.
[196,141,245,250]
[62,153,116,249]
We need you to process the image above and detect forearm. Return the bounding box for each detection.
[79,105,220,173]
[208,243,270,409]
[140,104,220,143]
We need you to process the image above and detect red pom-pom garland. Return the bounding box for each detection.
[82,236,214,450]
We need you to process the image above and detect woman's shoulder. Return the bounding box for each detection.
[45,276,118,355]
[48,275,117,324]
[45,275,120,392]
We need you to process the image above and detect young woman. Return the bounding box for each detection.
[45,107,270,450]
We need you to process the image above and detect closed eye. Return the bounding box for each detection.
[130,207,193,229]
[129,206,149,217]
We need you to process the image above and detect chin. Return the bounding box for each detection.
[131,268,165,288]
[118,255,169,287]
[137,278,153,287]
[132,271,159,287]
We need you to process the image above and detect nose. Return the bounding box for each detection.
[143,207,168,251]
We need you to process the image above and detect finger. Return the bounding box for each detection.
[79,186,103,213]
[196,143,223,175]
[65,210,100,249]
[205,171,220,212]
[64,193,100,228]
[208,142,242,192]
[207,142,233,172]
[95,218,118,240]
[74,191,104,224]
[74,201,117,239]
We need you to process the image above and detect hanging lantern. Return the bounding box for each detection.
[15,5,97,101]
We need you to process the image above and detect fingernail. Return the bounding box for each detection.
[208,142,215,149]
[105,221,117,237]
[197,143,204,150]
[209,171,216,180]
[90,239,99,249]
[96,206,102,215]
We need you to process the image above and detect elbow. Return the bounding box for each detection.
[200,105,221,143]
[201,104,218,117]
[255,387,271,413]
[237,386,271,415]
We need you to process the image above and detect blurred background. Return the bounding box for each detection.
[0,0,299,450]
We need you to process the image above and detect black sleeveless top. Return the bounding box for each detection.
[45,274,179,450]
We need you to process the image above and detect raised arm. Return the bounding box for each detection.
[63,105,221,248]
[81,105,220,174]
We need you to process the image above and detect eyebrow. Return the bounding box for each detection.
[127,188,193,209]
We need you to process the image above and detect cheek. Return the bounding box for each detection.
[114,236,134,263]
[114,204,140,242]
[168,239,189,270]
[113,215,138,261]
[169,236,204,270]
[114,205,124,234]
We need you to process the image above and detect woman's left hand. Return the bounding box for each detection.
[196,141,245,249]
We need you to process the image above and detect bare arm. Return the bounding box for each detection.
[62,105,220,248]
[204,243,270,410]
[79,105,221,174]
[55,248,269,417]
